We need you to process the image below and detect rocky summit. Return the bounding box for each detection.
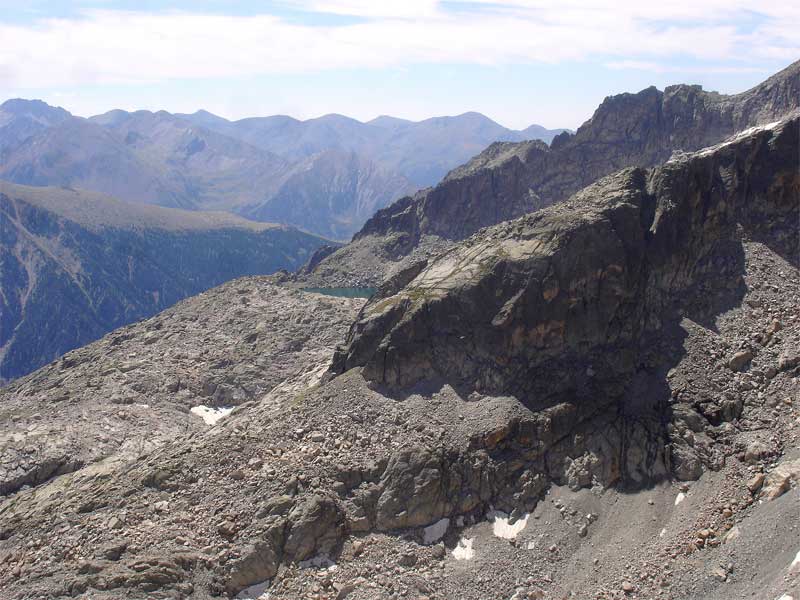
[303,60,800,288]
[0,98,797,600]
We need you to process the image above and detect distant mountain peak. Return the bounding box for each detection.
[175,109,233,128]
[309,113,364,125]
[0,98,72,122]
[367,115,413,130]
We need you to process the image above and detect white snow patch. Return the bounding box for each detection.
[235,580,271,600]
[487,510,529,540]
[423,518,450,544]
[674,492,686,506]
[299,553,336,569]
[190,405,233,425]
[790,550,800,571]
[777,595,794,600]
[693,119,783,158]
[452,537,474,560]
[659,528,666,538]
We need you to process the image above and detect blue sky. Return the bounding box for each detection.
[0,1,796,129]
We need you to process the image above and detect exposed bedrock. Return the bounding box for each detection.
[331,114,799,487]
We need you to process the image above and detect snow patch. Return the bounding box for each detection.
[790,550,800,571]
[423,518,450,544]
[487,510,529,539]
[190,405,233,425]
[299,554,336,569]
[452,537,474,560]
[674,492,686,506]
[777,595,794,600]
[693,119,783,158]
[659,528,666,538]
[235,580,270,600]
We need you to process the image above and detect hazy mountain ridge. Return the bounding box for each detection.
[0,181,330,382]
[179,108,569,187]
[241,149,416,241]
[0,99,71,152]
[0,101,557,238]
[88,108,294,212]
[0,116,196,209]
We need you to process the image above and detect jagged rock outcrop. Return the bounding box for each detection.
[332,113,799,398]
[307,60,800,285]
[359,140,545,250]
[333,113,799,489]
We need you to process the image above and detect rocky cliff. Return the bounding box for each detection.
[333,114,799,397]
[306,60,800,286]
[0,182,331,382]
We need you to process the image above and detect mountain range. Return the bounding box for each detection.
[2,62,796,385]
[0,101,567,240]
[177,109,568,188]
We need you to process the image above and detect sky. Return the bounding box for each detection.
[0,1,797,130]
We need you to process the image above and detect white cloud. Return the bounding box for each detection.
[0,2,796,90]
[281,0,440,18]
[605,60,767,74]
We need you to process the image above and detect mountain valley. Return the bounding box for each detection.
[0,182,330,382]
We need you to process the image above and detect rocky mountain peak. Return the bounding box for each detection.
[333,113,799,400]
[0,98,71,123]
[305,61,800,287]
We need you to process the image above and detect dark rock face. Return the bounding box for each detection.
[0,184,331,382]
[312,60,799,283]
[355,140,547,248]
[334,114,799,402]
[299,244,341,275]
